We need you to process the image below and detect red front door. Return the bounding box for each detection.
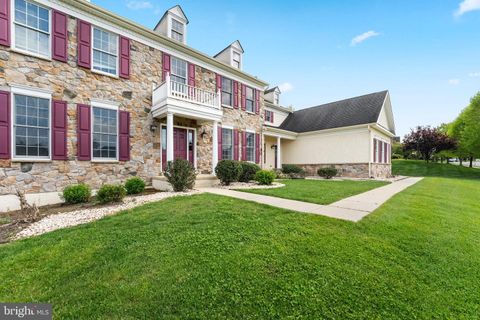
[162,127,194,171]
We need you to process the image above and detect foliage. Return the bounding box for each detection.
[215,160,242,185]
[254,170,276,185]
[392,142,405,159]
[238,162,261,182]
[317,167,338,179]
[281,164,304,174]
[96,184,126,204]
[164,159,196,192]
[403,126,456,162]
[62,184,91,204]
[124,177,146,195]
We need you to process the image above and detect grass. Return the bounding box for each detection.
[393,159,480,179]
[0,160,479,318]
[236,179,388,204]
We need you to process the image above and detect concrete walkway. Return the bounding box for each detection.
[200,177,423,222]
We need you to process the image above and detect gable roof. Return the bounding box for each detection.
[214,40,244,58]
[278,91,390,133]
[265,86,281,94]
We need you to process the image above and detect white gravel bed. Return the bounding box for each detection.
[215,182,285,190]
[14,190,201,240]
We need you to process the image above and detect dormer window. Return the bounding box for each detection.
[274,93,279,105]
[171,18,184,42]
[232,51,241,69]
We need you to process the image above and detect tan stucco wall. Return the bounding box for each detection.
[282,128,371,165]
[265,106,289,127]
[263,136,277,169]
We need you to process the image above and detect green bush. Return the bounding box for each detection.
[164,159,196,192]
[215,160,242,186]
[96,184,126,204]
[125,177,146,195]
[238,162,261,182]
[282,164,304,175]
[62,184,91,204]
[317,167,338,179]
[254,170,276,185]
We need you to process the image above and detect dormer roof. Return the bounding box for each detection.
[265,86,281,94]
[214,40,244,58]
[155,5,189,30]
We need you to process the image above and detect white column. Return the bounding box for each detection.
[166,112,174,162]
[276,136,282,169]
[212,121,219,173]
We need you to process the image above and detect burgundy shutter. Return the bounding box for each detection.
[384,142,388,164]
[255,89,260,114]
[52,10,68,62]
[233,129,239,160]
[52,100,68,160]
[241,131,247,161]
[272,111,274,123]
[233,81,239,109]
[162,53,171,81]
[77,20,91,69]
[77,104,91,160]
[0,91,10,159]
[241,84,246,111]
[255,133,260,163]
[373,139,377,163]
[188,63,195,87]
[218,126,222,161]
[119,36,130,79]
[379,141,383,164]
[0,0,10,47]
[119,111,130,161]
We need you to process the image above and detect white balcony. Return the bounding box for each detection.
[152,74,223,121]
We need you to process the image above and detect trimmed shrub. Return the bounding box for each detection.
[238,162,261,182]
[317,167,338,179]
[282,164,304,175]
[62,184,91,204]
[254,170,276,185]
[215,160,242,186]
[164,159,196,192]
[96,184,126,204]
[125,177,146,195]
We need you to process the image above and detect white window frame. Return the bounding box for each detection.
[245,129,256,163]
[265,110,274,123]
[91,26,119,78]
[245,86,255,114]
[221,77,233,107]
[231,50,242,69]
[91,100,119,162]
[11,0,52,60]
[221,125,234,160]
[10,85,52,162]
[170,18,185,43]
[274,93,279,105]
[170,56,189,85]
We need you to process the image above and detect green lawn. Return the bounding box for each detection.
[0,161,479,319]
[236,179,389,204]
[393,159,480,179]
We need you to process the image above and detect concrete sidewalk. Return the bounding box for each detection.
[200,177,423,222]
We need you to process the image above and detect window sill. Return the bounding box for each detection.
[246,111,256,115]
[12,158,52,163]
[222,104,234,109]
[91,69,120,79]
[10,48,52,62]
[91,159,119,164]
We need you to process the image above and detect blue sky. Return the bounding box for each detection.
[93,0,480,137]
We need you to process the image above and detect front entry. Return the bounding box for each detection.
[162,127,195,171]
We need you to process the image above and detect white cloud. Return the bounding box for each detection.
[469,72,480,77]
[126,1,153,10]
[449,78,461,85]
[454,0,480,17]
[278,82,294,93]
[350,31,380,46]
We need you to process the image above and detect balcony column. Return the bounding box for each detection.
[276,136,282,169]
[166,112,174,163]
[212,121,219,174]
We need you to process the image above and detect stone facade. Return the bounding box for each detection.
[0,14,264,195]
[296,163,370,178]
[371,164,392,179]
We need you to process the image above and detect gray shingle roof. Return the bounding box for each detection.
[278,90,388,133]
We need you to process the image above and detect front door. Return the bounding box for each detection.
[162,127,195,171]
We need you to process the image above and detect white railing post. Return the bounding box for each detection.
[217,89,221,109]
[166,73,171,97]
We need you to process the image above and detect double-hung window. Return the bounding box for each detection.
[245,87,255,113]
[221,77,233,106]
[232,51,241,69]
[13,0,50,58]
[221,128,233,160]
[13,91,51,159]
[92,27,118,76]
[265,110,274,123]
[171,19,184,43]
[171,57,187,84]
[92,105,118,160]
[246,131,255,162]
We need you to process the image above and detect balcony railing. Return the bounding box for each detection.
[153,74,221,110]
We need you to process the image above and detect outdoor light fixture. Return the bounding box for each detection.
[150,124,158,132]
[200,128,207,139]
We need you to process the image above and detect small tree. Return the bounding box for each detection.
[403,126,456,162]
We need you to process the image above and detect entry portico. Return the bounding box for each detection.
[263,126,297,170]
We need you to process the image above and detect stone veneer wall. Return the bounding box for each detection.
[0,15,264,195]
[296,163,392,179]
[371,164,392,179]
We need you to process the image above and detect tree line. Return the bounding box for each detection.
[394,92,480,167]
